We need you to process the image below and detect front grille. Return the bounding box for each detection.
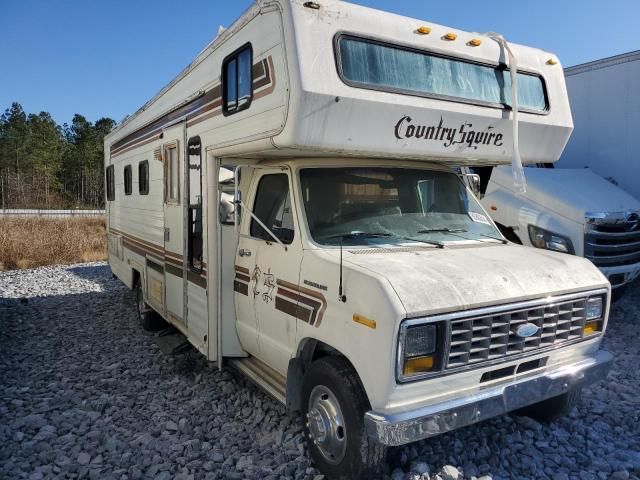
[585,222,640,268]
[446,297,590,370]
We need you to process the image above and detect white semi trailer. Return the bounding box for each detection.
[562,51,640,198]
[104,1,612,478]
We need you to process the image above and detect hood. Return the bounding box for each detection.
[344,243,607,318]
[493,166,640,221]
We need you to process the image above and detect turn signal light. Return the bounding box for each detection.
[417,26,432,35]
[468,38,482,47]
[583,320,601,336]
[353,314,376,330]
[444,33,458,41]
[403,355,434,375]
[547,58,558,65]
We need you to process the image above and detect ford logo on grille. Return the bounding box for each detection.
[516,323,539,338]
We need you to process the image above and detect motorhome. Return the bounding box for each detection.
[104,1,613,478]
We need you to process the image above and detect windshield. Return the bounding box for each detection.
[300,167,503,246]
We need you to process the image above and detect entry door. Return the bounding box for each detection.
[249,170,302,375]
[162,124,185,324]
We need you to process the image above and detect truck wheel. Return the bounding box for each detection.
[514,388,581,422]
[302,356,386,480]
[135,280,161,331]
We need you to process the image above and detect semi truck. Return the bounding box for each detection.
[470,51,640,297]
[104,1,613,478]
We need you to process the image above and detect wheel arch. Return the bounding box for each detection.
[286,337,368,412]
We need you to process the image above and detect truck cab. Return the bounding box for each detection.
[227,158,612,478]
[475,164,640,296]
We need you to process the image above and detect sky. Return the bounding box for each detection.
[1,0,639,126]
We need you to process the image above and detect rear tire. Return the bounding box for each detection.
[302,356,387,480]
[135,280,162,331]
[514,388,581,422]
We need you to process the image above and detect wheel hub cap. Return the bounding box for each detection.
[307,385,346,464]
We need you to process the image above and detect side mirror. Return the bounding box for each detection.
[465,173,482,197]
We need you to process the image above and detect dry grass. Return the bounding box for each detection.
[0,217,107,272]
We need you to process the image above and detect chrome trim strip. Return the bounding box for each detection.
[396,288,608,383]
[370,350,613,446]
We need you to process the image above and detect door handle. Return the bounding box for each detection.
[164,227,170,242]
[238,248,252,258]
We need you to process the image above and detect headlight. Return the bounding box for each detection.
[398,322,441,381]
[404,325,436,357]
[586,296,603,320]
[528,225,575,254]
[583,295,606,336]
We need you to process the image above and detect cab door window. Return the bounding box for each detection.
[250,174,295,244]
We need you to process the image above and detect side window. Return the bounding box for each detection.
[124,165,132,196]
[223,44,252,115]
[219,166,237,225]
[106,165,115,201]
[250,174,295,245]
[164,143,179,203]
[187,137,203,271]
[139,160,149,195]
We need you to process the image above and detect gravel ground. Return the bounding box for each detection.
[1,263,639,480]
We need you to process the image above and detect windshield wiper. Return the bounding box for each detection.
[476,232,508,244]
[418,228,507,244]
[392,235,444,248]
[418,228,467,233]
[326,232,444,248]
[325,232,394,241]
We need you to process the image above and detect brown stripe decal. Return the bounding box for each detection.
[110,56,276,158]
[275,296,299,319]
[187,270,207,289]
[234,265,250,296]
[165,263,183,278]
[234,280,249,296]
[275,279,327,327]
[112,229,207,280]
[147,258,164,275]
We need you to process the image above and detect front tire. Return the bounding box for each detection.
[302,356,386,480]
[514,388,581,422]
[135,280,162,331]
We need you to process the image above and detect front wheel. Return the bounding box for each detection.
[302,356,387,480]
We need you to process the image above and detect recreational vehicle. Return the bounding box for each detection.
[105,1,613,478]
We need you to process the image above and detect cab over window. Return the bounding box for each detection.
[250,174,295,244]
[124,165,132,196]
[223,44,252,115]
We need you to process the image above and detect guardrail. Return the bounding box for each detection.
[0,209,105,218]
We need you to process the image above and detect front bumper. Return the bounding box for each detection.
[365,350,613,446]
[598,262,640,289]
